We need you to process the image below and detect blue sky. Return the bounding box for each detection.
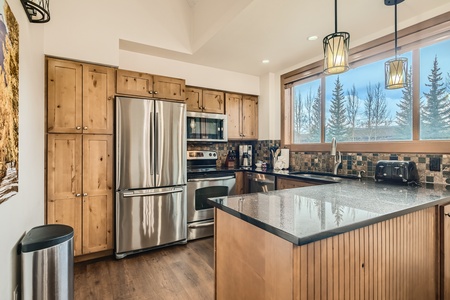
[294,39,450,123]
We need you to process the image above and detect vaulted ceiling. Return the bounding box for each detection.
[121,0,450,76]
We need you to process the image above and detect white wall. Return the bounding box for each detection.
[258,72,279,140]
[0,2,45,299]
[119,50,260,95]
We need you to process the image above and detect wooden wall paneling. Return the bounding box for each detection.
[442,204,450,299]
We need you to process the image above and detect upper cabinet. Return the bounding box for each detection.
[47,58,115,134]
[116,69,185,101]
[186,86,225,114]
[226,93,258,140]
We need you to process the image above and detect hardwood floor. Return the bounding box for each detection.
[74,238,214,300]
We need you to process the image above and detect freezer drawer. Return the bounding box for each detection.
[115,186,187,258]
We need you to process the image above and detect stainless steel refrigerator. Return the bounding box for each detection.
[115,96,186,259]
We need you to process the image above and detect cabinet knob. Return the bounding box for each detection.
[445,212,450,218]
[75,193,81,197]
[148,91,154,94]
[153,91,158,95]
[76,126,81,130]
[83,193,88,197]
[83,126,88,130]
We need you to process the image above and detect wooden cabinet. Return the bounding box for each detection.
[234,171,245,195]
[226,93,258,140]
[441,203,450,298]
[116,69,185,101]
[47,134,113,256]
[46,57,115,259]
[47,58,115,134]
[276,177,321,190]
[186,86,225,113]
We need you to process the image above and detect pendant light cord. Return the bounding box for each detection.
[334,0,338,33]
[394,1,398,58]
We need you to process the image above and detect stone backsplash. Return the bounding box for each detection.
[188,140,450,185]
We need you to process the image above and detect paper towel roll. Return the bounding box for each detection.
[280,148,289,169]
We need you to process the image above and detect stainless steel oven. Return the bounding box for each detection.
[187,151,236,240]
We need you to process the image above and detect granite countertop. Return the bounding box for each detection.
[207,178,450,245]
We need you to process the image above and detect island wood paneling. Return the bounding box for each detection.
[293,206,438,300]
[215,209,293,300]
[215,206,439,300]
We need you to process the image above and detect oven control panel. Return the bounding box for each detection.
[187,151,217,160]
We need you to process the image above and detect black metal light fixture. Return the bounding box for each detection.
[323,0,350,75]
[384,0,407,89]
[21,0,50,23]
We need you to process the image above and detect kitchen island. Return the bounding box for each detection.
[208,178,450,300]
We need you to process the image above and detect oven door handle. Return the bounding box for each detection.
[188,221,215,229]
[188,175,235,182]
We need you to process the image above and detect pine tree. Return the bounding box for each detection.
[293,90,303,141]
[309,86,321,142]
[364,83,375,140]
[346,84,359,141]
[395,67,413,140]
[327,76,347,141]
[421,55,449,139]
[371,83,389,140]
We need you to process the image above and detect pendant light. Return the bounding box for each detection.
[21,0,50,23]
[384,0,407,89]
[323,0,350,75]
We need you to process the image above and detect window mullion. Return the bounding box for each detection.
[412,49,420,141]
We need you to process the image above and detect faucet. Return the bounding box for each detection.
[331,137,342,175]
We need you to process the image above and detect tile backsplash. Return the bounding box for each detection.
[188,140,450,185]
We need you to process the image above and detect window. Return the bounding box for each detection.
[281,12,450,153]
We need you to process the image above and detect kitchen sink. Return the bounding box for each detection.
[288,171,359,182]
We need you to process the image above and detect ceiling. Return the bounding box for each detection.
[123,0,450,76]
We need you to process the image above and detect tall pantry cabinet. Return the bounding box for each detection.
[46,58,114,258]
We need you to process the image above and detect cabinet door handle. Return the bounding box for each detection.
[83,193,88,197]
[75,193,81,197]
[153,91,158,95]
[445,212,450,217]
[148,90,154,94]
[76,126,81,130]
[83,126,88,130]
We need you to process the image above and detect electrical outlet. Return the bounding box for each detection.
[13,285,19,300]
[430,157,441,171]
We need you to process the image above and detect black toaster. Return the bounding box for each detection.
[375,160,420,183]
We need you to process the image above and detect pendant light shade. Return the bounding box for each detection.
[384,0,407,89]
[323,0,350,75]
[21,0,50,23]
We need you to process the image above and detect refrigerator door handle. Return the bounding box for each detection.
[155,112,159,175]
[150,111,154,176]
[122,188,184,198]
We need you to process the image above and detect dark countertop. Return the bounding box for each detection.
[207,176,450,246]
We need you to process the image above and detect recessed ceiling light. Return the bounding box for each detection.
[307,35,318,41]
[262,59,270,64]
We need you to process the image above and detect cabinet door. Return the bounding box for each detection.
[241,95,258,140]
[276,177,319,190]
[153,75,186,101]
[185,87,203,112]
[47,134,83,256]
[116,69,153,97]
[82,135,114,254]
[47,59,83,133]
[83,65,115,134]
[442,203,450,298]
[203,90,225,114]
[226,93,242,139]
[234,171,245,195]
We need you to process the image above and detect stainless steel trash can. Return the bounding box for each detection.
[20,224,74,300]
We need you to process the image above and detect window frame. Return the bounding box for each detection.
[281,12,450,154]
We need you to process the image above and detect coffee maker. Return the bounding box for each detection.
[239,145,253,168]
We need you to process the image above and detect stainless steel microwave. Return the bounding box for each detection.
[186,111,227,142]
